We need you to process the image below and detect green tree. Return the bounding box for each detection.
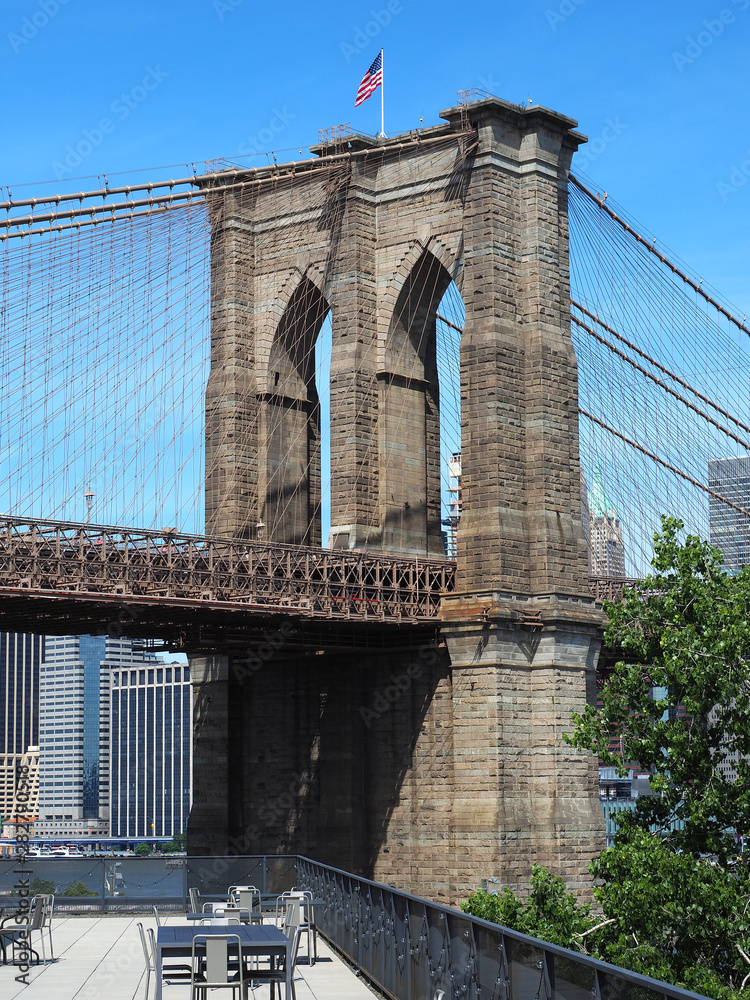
[463,520,750,998]
[161,833,187,853]
[568,516,750,863]
[134,842,152,855]
[62,879,98,897]
[461,865,593,948]
[590,828,750,997]
[29,877,55,895]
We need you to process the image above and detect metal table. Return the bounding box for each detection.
[154,924,291,1000]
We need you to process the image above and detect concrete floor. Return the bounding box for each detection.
[1,913,379,999]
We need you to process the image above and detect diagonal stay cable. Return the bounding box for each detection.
[571,300,750,440]
[578,408,750,520]
[570,174,750,341]
[571,314,750,452]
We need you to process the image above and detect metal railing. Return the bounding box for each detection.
[0,515,455,625]
[0,854,300,912]
[295,857,710,1000]
[0,852,709,998]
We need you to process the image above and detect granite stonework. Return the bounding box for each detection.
[189,96,606,900]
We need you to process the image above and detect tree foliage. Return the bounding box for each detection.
[62,879,98,897]
[568,517,750,862]
[161,833,186,853]
[134,842,152,855]
[461,865,592,948]
[30,877,55,895]
[464,520,750,998]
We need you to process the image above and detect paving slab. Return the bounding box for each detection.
[0,914,379,999]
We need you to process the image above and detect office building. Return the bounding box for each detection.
[0,633,43,827]
[110,661,192,839]
[442,451,462,558]
[586,461,626,577]
[708,456,750,573]
[36,636,159,838]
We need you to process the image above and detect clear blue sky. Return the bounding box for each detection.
[2,0,750,311]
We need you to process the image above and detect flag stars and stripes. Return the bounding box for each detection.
[355,51,383,107]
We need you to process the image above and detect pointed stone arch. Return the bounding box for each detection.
[261,276,331,545]
[379,247,457,556]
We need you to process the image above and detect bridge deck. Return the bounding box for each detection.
[0,517,628,650]
[0,517,454,649]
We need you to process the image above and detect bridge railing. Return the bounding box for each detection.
[0,515,455,623]
[297,857,707,1000]
[0,852,708,999]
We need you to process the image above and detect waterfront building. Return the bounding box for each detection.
[36,637,159,838]
[0,633,43,827]
[109,661,192,839]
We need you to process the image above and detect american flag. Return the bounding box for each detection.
[355,51,383,107]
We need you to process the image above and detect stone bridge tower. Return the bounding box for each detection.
[189,96,605,901]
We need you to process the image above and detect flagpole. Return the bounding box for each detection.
[379,48,385,138]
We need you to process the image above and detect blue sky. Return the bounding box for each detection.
[2,0,750,312]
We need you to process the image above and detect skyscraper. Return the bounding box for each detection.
[0,633,43,827]
[109,661,192,838]
[708,456,750,573]
[36,636,159,838]
[586,461,626,578]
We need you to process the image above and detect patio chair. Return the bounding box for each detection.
[190,933,246,1000]
[281,892,315,964]
[188,886,201,912]
[36,894,55,963]
[138,923,193,999]
[0,896,46,964]
[236,889,261,924]
[272,891,297,926]
[152,904,162,927]
[248,925,300,1000]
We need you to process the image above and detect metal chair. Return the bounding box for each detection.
[137,922,155,1000]
[190,933,246,1000]
[138,924,193,998]
[272,891,298,926]
[36,894,55,963]
[188,886,200,913]
[248,924,300,999]
[0,896,46,963]
[152,904,162,927]
[236,889,262,924]
[283,891,316,964]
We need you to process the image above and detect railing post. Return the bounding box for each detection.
[100,859,106,913]
[593,966,603,1000]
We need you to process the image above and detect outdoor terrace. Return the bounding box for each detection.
[0,854,710,1000]
[2,913,374,999]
